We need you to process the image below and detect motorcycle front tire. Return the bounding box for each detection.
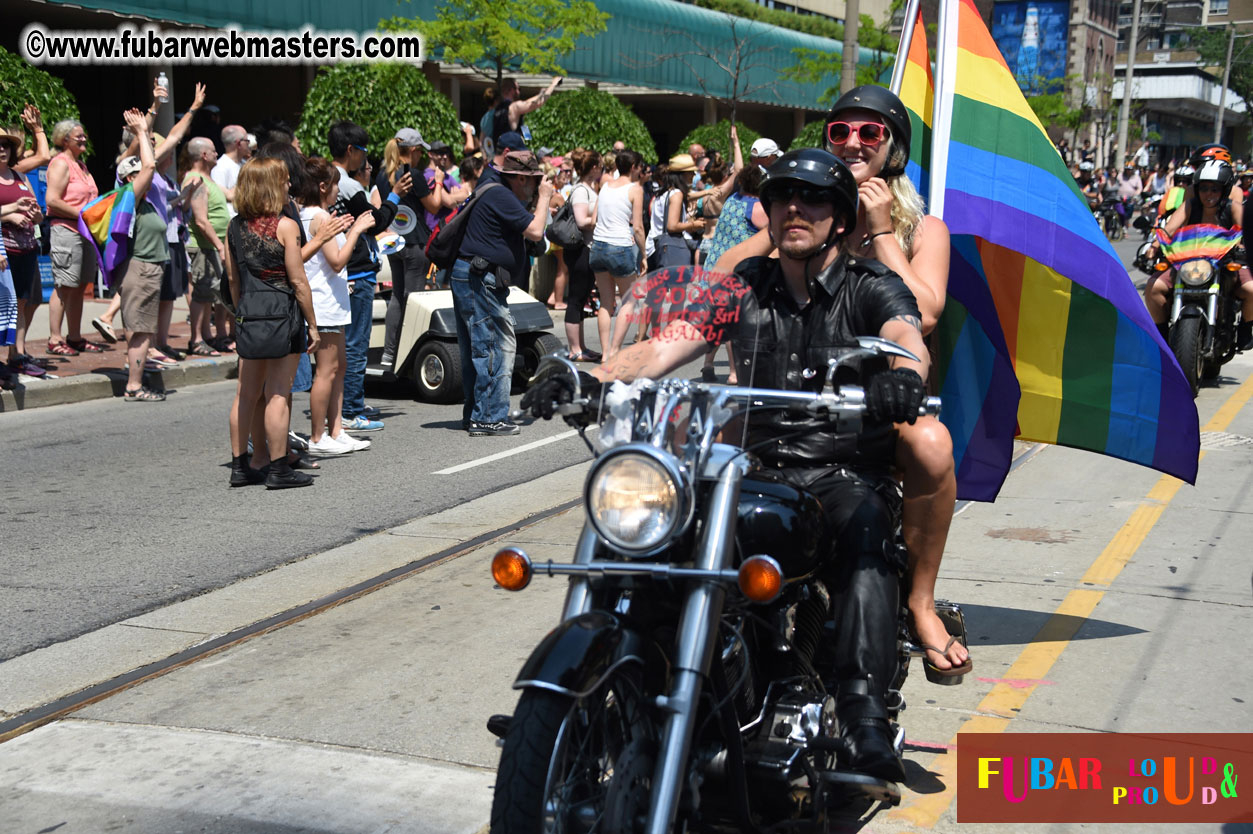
[490,672,655,834]
[1170,317,1203,398]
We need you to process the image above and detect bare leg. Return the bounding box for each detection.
[47,287,67,346]
[15,299,38,357]
[327,337,346,440]
[1144,273,1170,325]
[607,274,639,357]
[126,331,152,392]
[263,355,300,461]
[549,255,568,309]
[230,357,267,457]
[156,299,174,350]
[99,292,122,326]
[63,286,86,342]
[308,334,343,442]
[594,271,615,358]
[897,416,967,670]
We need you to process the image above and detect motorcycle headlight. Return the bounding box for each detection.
[586,445,690,553]
[1179,260,1215,288]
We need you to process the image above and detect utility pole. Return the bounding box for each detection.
[1215,23,1236,143]
[1115,0,1143,168]
[842,0,860,94]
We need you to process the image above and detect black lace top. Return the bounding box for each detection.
[236,215,288,289]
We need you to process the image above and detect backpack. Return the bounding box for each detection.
[424,182,501,269]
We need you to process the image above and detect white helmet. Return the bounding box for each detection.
[1195,159,1234,191]
[1174,165,1194,183]
[1078,160,1095,172]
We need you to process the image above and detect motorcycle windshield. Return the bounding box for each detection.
[1155,224,1242,266]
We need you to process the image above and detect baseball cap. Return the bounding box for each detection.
[750,138,781,158]
[536,146,555,158]
[117,155,143,179]
[394,127,430,149]
[427,140,452,154]
[497,131,527,152]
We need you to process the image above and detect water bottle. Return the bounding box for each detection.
[156,72,169,103]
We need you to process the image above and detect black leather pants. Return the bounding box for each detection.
[784,466,903,695]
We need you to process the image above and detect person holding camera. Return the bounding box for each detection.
[450,151,552,436]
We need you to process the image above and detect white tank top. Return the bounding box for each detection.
[593,181,636,247]
[299,206,351,327]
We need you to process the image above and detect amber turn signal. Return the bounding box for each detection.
[1226,262,1241,272]
[737,555,783,603]
[1154,262,1170,272]
[492,547,533,591]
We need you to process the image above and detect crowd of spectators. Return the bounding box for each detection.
[1,74,823,481]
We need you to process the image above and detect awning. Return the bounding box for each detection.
[42,0,881,110]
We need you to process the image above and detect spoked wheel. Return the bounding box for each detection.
[490,672,655,834]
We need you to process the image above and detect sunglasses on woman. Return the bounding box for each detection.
[826,121,890,147]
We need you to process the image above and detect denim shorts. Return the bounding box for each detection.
[588,240,639,277]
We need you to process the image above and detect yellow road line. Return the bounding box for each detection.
[887,372,1253,829]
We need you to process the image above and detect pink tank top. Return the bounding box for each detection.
[51,151,99,228]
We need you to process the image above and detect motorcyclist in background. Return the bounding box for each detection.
[1157,165,1193,222]
[1147,156,1252,348]
[1077,161,1099,209]
[524,148,929,782]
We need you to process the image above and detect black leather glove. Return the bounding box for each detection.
[520,370,602,420]
[865,368,926,425]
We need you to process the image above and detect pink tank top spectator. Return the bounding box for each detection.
[50,150,98,229]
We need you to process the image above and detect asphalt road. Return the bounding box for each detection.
[0,372,609,660]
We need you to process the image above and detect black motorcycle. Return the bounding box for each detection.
[486,338,966,833]
[1152,224,1245,396]
[1096,198,1125,241]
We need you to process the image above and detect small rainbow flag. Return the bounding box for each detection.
[1155,224,1242,265]
[77,184,136,290]
[1157,185,1185,218]
[898,0,1199,498]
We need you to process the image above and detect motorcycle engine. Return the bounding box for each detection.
[743,687,838,778]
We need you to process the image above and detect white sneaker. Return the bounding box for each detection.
[333,432,371,451]
[307,434,354,456]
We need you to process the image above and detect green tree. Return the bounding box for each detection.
[296,63,461,160]
[789,120,825,151]
[0,46,81,151]
[783,12,898,104]
[675,119,761,161]
[382,0,609,90]
[1024,76,1084,132]
[524,88,656,161]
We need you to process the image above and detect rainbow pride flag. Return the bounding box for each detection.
[77,184,136,290]
[904,0,1199,498]
[1155,224,1242,265]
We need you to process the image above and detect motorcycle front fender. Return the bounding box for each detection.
[514,611,652,698]
[1175,302,1210,325]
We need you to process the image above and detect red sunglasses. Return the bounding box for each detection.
[826,121,890,147]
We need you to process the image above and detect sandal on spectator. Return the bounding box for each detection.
[47,341,79,357]
[123,386,166,402]
[568,351,602,363]
[287,450,320,470]
[189,341,221,357]
[92,317,118,343]
[211,337,236,353]
[157,344,186,361]
[67,338,107,353]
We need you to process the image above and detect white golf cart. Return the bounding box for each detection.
[365,259,563,403]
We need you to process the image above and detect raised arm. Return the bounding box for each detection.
[155,83,206,164]
[510,77,562,127]
[124,109,155,202]
[13,106,50,173]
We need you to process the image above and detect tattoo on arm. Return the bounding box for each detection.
[888,313,923,332]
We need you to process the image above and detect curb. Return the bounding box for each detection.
[0,355,239,413]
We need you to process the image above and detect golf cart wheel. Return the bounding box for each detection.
[515,332,565,391]
[413,340,463,404]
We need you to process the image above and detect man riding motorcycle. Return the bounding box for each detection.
[524,148,929,782]
[1077,161,1099,209]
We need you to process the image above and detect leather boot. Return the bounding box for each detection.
[836,676,905,783]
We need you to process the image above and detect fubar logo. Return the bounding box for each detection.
[957,733,1253,823]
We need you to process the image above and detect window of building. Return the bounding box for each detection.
[1210,0,1228,15]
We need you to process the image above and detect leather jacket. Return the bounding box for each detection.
[718,253,921,468]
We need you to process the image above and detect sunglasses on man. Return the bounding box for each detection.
[826,121,890,148]
[766,184,835,207]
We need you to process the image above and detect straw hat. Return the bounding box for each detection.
[668,153,698,172]
[0,126,25,158]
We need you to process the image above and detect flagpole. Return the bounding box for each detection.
[889,0,921,94]
[928,0,959,219]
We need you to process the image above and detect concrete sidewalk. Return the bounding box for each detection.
[2,296,238,412]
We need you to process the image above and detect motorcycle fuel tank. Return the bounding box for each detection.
[735,473,826,578]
